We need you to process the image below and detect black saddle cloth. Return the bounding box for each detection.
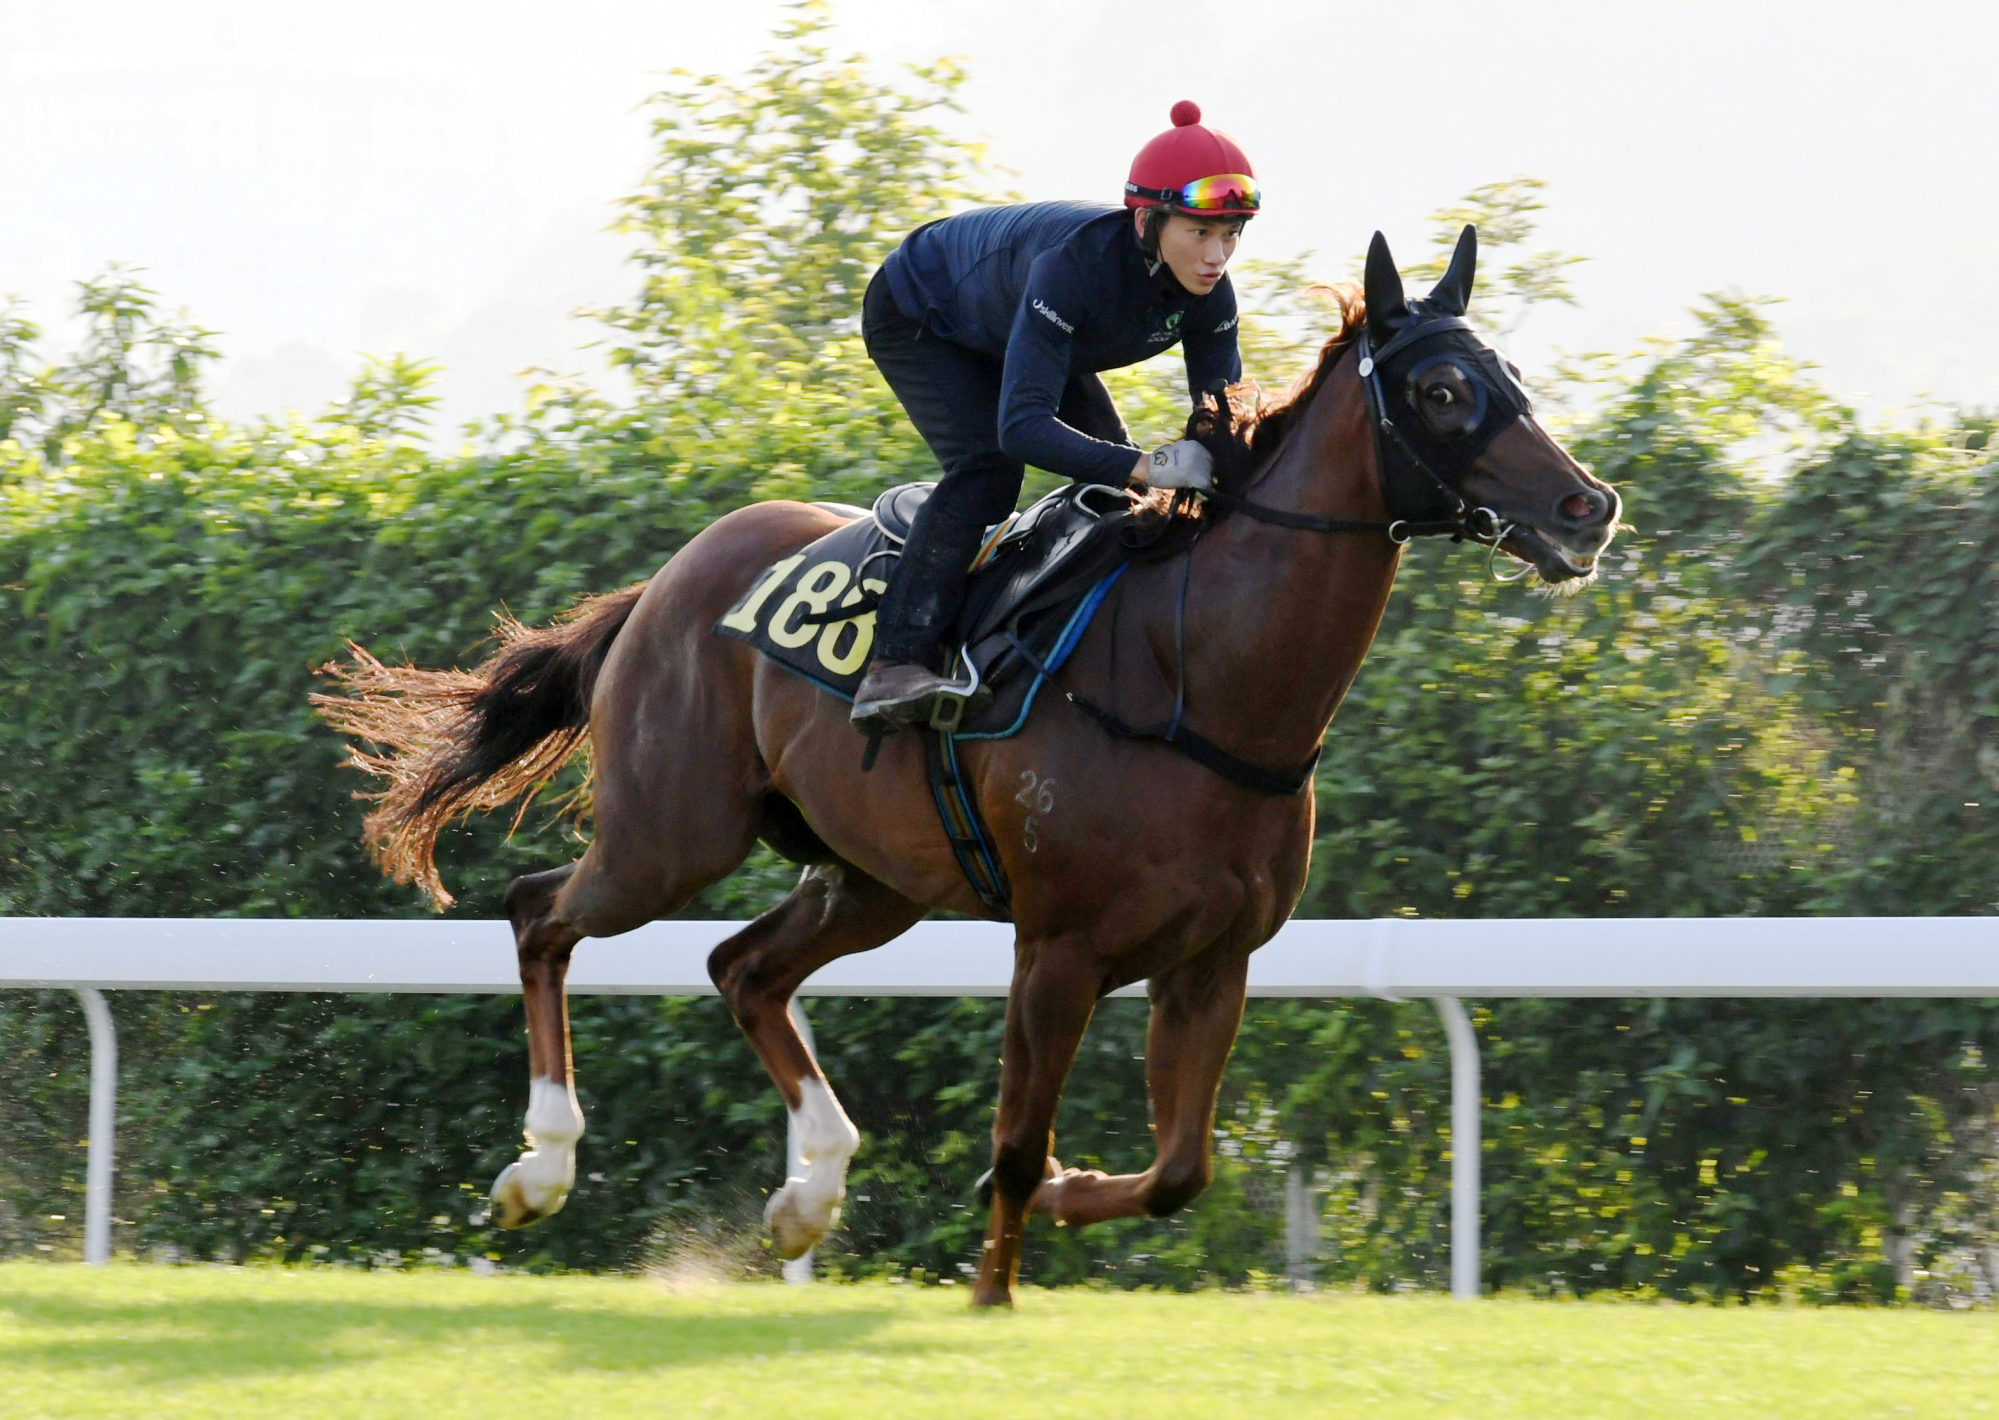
[714,482,1183,737]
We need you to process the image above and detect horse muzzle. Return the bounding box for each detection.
[1494,484,1620,585]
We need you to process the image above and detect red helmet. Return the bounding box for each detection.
[1124,101,1260,218]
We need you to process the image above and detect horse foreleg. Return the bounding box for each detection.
[972,947,1100,1308]
[709,861,924,1261]
[490,863,586,1228]
[1030,948,1249,1229]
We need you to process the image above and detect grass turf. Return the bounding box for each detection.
[1,1263,1996,1418]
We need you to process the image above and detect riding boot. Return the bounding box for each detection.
[852,498,993,735]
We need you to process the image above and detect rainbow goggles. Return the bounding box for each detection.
[1124,173,1261,214]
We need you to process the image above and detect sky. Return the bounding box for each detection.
[1,0,1992,434]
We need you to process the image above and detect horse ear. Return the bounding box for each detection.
[1364,231,1407,340]
[1429,223,1477,315]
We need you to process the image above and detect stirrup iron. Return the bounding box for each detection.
[927,654,984,733]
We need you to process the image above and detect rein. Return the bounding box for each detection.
[1200,490,1463,543]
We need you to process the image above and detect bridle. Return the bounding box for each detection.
[1062,314,1536,799]
[1203,315,1525,551]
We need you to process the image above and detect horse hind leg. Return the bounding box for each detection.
[708,860,924,1260]
[491,800,758,1229]
[486,577,777,1228]
[490,862,587,1228]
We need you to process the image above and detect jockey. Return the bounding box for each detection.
[851,100,1259,735]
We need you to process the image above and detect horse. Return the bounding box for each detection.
[315,226,1619,1307]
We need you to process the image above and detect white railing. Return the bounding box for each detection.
[6,915,1997,1296]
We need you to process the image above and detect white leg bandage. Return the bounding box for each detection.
[764,1078,860,1256]
[514,1076,584,1202]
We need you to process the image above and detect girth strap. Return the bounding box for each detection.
[922,727,1012,916]
[1061,687,1320,797]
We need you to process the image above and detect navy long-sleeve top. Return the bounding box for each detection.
[881,201,1242,485]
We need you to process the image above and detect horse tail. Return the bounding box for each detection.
[313,582,647,908]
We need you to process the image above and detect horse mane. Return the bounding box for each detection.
[1193,282,1367,491]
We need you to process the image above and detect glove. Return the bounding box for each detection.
[1140,438,1214,492]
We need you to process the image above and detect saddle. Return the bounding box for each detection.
[714,481,1184,739]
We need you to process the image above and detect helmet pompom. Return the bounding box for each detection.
[1170,99,1202,127]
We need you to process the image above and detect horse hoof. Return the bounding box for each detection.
[489,1160,567,1230]
[764,1183,836,1260]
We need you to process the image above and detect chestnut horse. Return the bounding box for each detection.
[317,227,1618,1306]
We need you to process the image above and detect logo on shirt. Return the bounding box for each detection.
[1148,310,1185,345]
[1031,298,1074,335]
[1214,314,1240,334]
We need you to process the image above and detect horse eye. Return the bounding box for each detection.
[1427,385,1455,407]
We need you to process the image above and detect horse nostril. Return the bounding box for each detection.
[1559,491,1600,523]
